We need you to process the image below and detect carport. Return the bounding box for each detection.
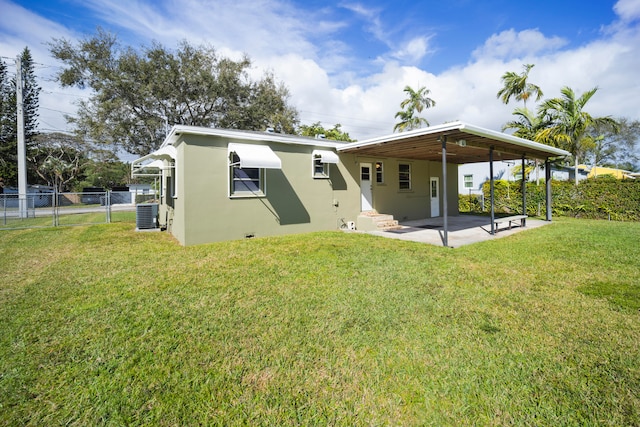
[338,121,570,247]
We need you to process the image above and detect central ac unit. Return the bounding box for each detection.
[136,203,159,230]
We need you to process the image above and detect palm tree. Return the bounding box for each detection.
[502,107,551,184]
[502,107,549,140]
[538,86,619,185]
[497,64,544,109]
[393,85,435,132]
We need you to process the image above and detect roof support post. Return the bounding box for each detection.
[545,159,552,221]
[441,136,449,247]
[522,155,527,227]
[489,146,495,235]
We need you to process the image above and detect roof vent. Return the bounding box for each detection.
[315,134,326,139]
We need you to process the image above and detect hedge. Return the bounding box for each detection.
[459,176,640,221]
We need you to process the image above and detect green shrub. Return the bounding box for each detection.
[459,178,640,221]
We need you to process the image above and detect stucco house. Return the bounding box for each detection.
[132,121,569,246]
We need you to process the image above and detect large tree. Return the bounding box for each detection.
[393,85,435,132]
[30,132,88,192]
[49,29,299,155]
[538,86,618,184]
[0,47,41,187]
[497,64,543,109]
[587,117,639,172]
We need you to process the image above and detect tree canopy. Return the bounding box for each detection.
[298,122,354,141]
[0,47,41,187]
[49,29,299,156]
[496,64,543,109]
[538,86,619,184]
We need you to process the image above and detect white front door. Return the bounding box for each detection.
[360,163,373,211]
[430,177,440,217]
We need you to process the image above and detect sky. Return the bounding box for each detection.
[1,0,640,143]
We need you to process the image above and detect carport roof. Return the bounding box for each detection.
[337,121,570,163]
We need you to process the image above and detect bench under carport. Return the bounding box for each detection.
[494,214,527,231]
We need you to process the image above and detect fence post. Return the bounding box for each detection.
[106,190,111,223]
[53,189,57,227]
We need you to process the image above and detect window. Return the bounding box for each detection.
[464,174,473,189]
[375,162,384,183]
[399,163,411,190]
[230,153,265,197]
[313,158,330,178]
[312,150,338,179]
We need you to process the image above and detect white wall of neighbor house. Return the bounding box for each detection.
[458,160,585,195]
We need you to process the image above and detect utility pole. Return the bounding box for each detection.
[16,56,28,218]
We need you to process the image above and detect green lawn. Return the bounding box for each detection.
[1,218,639,425]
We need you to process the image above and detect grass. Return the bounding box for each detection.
[0,218,639,425]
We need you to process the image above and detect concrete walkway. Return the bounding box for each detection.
[367,215,551,248]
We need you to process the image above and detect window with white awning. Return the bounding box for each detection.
[312,149,339,178]
[228,143,282,197]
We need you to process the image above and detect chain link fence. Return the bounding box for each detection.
[0,190,154,230]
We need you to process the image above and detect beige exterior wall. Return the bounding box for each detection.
[354,156,459,221]
[169,134,361,245]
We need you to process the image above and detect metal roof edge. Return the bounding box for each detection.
[159,125,347,149]
[337,121,465,151]
[337,121,570,159]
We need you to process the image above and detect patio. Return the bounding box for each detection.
[366,215,551,248]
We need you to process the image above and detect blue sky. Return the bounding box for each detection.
[2,0,639,141]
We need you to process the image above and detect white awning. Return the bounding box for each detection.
[131,146,177,177]
[228,143,282,169]
[151,145,177,159]
[145,159,166,169]
[312,149,339,164]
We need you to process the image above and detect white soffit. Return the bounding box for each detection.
[228,143,282,169]
[312,149,339,164]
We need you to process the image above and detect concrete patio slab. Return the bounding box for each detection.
[366,215,551,248]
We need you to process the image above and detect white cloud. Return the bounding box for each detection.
[472,29,567,60]
[614,0,640,22]
[391,36,431,63]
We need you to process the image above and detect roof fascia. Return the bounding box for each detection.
[159,125,346,149]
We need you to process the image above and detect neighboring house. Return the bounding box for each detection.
[578,165,636,179]
[132,121,569,246]
[458,161,588,194]
[127,183,157,203]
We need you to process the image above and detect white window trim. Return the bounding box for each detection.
[228,152,267,198]
[464,174,473,189]
[313,158,330,178]
[312,150,338,179]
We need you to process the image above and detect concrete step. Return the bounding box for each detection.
[356,212,399,231]
[375,219,399,229]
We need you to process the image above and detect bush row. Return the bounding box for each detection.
[459,177,640,221]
